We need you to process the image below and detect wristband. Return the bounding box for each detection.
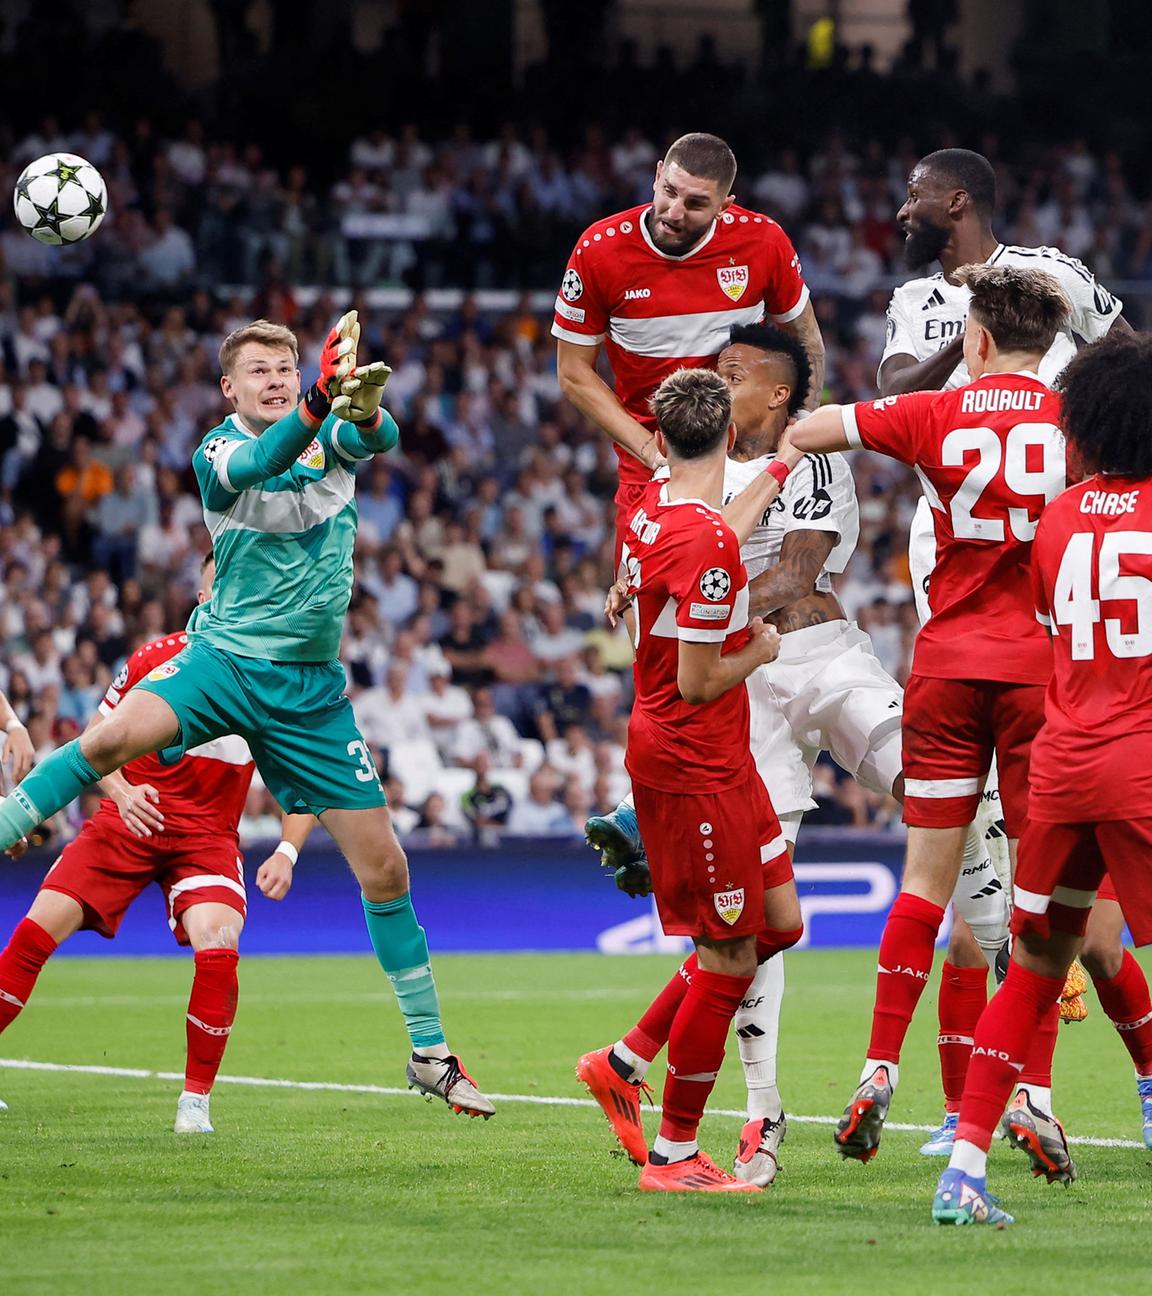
[275,840,299,866]
[302,384,330,424]
[4,718,26,734]
[764,459,791,488]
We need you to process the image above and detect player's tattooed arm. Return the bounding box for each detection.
[747,530,837,619]
[778,301,826,411]
[878,339,963,396]
[556,339,665,470]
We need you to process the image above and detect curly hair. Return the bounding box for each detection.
[1056,331,1152,478]
[725,321,814,414]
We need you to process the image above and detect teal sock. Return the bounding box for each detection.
[362,893,446,1049]
[0,738,101,849]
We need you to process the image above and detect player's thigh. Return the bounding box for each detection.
[253,662,387,818]
[991,683,1047,840]
[81,687,181,772]
[321,804,410,902]
[1093,819,1152,947]
[748,670,817,820]
[810,634,904,796]
[182,900,246,950]
[41,815,158,940]
[1012,819,1106,946]
[901,676,993,832]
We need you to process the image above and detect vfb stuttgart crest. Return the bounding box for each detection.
[717,264,749,302]
[297,437,325,469]
[699,566,731,601]
[714,888,745,926]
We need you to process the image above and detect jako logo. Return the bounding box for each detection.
[624,288,651,300]
[973,1046,1012,1062]
[879,963,930,981]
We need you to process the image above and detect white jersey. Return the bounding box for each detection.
[880,242,1123,389]
[722,451,859,589]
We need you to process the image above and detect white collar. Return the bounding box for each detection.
[638,206,718,261]
[657,482,720,511]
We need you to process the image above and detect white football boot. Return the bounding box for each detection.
[174,1092,214,1134]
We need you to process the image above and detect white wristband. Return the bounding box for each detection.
[4,718,26,734]
[275,840,299,866]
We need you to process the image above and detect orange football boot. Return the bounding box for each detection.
[639,1150,762,1193]
[576,1046,651,1164]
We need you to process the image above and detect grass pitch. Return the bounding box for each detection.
[1,950,1150,1295]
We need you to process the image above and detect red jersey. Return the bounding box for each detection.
[97,634,255,836]
[846,372,1066,683]
[552,203,808,487]
[622,480,753,793]
[1030,476,1152,821]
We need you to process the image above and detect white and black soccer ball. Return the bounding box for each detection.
[13,152,108,246]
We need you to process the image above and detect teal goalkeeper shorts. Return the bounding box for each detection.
[133,639,387,815]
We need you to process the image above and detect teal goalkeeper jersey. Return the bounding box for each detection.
[188,405,398,662]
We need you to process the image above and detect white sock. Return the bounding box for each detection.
[620,792,635,812]
[179,1089,208,1103]
[611,1040,649,1082]
[737,954,785,1121]
[1016,1083,1052,1115]
[414,1043,451,1061]
[861,1058,899,1090]
[948,1137,987,1179]
[652,1135,697,1162]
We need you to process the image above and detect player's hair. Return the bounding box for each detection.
[663,133,737,194]
[725,322,813,415]
[1056,332,1152,477]
[218,319,299,375]
[649,368,732,459]
[953,264,1070,354]
[919,148,997,216]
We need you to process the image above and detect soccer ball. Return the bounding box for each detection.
[13,152,108,246]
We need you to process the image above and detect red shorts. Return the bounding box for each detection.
[632,771,792,941]
[902,675,1045,836]
[42,811,247,946]
[614,480,652,578]
[1012,818,1152,946]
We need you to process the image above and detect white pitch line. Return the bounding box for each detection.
[0,1057,1144,1150]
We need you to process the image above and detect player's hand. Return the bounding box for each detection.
[112,783,165,838]
[4,836,29,861]
[332,361,392,424]
[320,311,360,397]
[2,725,34,782]
[774,425,805,470]
[604,578,633,628]
[255,850,294,901]
[748,617,782,665]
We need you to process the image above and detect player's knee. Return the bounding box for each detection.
[1079,938,1120,982]
[355,843,410,903]
[81,720,131,774]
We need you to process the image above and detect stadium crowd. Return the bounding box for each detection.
[3,111,1147,846]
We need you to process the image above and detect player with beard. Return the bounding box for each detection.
[878,148,1139,1154]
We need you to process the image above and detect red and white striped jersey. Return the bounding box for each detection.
[98,634,255,835]
[552,203,808,487]
[622,480,754,793]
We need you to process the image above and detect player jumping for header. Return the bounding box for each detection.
[0,313,493,1119]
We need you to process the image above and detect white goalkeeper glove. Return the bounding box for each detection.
[332,361,392,425]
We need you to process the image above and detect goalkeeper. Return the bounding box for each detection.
[0,314,494,1118]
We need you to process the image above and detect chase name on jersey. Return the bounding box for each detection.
[959,388,1044,414]
[1080,488,1141,515]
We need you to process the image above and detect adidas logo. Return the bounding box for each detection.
[736,1024,766,1040]
[921,287,946,310]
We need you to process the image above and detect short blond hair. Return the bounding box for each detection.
[218,319,299,375]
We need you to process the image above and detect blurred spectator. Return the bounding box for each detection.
[504,768,573,836]
[461,753,513,844]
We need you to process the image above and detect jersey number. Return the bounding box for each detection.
[347,740,381,785]
[941,424,1063,542]
[1052,530,1152,661]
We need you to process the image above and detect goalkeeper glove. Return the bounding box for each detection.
[610,857,652,899]
[303,311,359,421]
[332,360,392,427]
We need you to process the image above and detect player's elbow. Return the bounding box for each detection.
[677,672,713,706]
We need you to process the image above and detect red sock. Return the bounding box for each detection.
[623,953,697,1060]
[659,966,753,1143]
[956,962,1063,1152]
[867,892,945,1063]
[1018,999,1059,1088]
[0,918,58,1034]
[1094,951,1152,1074]
[937,961,989,1112]
[184,949,239,1095]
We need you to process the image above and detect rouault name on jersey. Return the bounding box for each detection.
[959,388,1044,414]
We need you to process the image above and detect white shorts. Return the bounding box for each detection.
[748,619,904,818]
[909,496,937,627]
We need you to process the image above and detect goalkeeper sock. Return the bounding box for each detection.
[0,739,101,849]
[362,893,447,1053]
[0,918,58,1033]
